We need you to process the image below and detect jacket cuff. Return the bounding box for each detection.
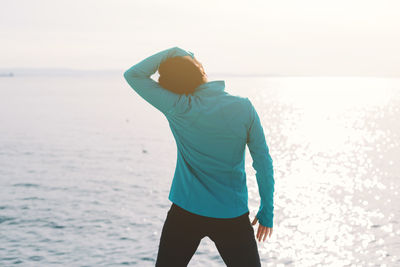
[256,209,273,228]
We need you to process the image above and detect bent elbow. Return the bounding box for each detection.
[123,69,131,80]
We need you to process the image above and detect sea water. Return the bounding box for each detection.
[0,74,399,266]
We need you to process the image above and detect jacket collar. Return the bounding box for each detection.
[194,80,226,96]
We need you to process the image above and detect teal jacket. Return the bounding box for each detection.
[123,47,275,227]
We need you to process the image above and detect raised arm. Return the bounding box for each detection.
[246,99,275,228]
[123,46,194,115]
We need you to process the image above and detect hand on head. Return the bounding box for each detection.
[182,55,207,78]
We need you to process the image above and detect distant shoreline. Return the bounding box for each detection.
[0,68,399,79]
[0,72,14,77]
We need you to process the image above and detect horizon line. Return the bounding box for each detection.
[0,67,399,78]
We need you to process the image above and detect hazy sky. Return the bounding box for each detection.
[1,0,399,76]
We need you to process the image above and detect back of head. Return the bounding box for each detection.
[158,56,204,95]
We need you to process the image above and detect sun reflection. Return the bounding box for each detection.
[243,77,400,266]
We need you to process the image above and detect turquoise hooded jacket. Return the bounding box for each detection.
[123,46,275,227]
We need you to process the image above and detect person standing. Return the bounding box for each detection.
[123,46,275,266]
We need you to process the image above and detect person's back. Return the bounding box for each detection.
[123,46,274,267]
[167,88,255,217]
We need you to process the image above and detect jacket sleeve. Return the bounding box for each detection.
[123,46,194,115]
[246,99,275,228]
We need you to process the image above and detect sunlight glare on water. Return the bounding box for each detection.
[0,75,399,266]
[236,76,400,266]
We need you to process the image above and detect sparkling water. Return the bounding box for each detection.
[1,74,399,266]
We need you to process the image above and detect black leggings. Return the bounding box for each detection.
[155,203,261,267]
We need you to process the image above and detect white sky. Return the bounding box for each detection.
[1,0,399,76]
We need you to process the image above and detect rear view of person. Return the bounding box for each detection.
[123,46,275,267]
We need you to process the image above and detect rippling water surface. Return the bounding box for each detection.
[0,74,399,266]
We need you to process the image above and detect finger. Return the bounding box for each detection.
[260,227,266,242]
[269,228,273,237]
[251,217,258,225]
[257,226,262,241]
[258,227,264,242]
[263,228,269,241]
